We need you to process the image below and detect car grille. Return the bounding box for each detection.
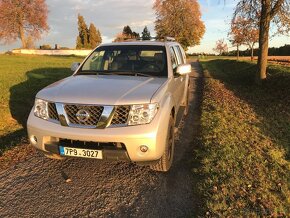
[48,103,59,121]
[111,106,130,125]
[47,103,131,128]
[64,104,104,126]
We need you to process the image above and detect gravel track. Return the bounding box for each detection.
[0,61,203,218]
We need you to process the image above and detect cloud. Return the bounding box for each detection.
[0,0,288,53]
[30,0,151,47]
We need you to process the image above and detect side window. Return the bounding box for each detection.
[180,46,187,63]
[170,47,178,72]
[174,46,184,64]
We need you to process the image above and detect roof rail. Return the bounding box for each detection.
[164,37,176,42]
[122,36,176,42]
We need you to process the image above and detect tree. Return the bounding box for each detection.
[154,0,205,49]
[76,14,89,49]
[213,39,228,55]
[229,17,259,61]
[132,31,140,39]
[113,32,126,42]
[76,36,82,49]
[113,25,140,41]
[0,0,49,48]
[25,36,35,49]
[234,0,290,81]
[89,23,102,48]
[228,17,245,60]
[142,26,151,40]
[123,25,133,37]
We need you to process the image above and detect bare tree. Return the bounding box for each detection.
[234,0,290,81]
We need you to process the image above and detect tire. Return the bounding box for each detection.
[184,85,190,116]
[150,116,175,172]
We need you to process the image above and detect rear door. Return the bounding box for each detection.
[170,46,184,108]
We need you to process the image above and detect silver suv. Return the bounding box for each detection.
[27,39,191,172]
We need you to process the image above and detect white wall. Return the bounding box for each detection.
[12,49,92,56]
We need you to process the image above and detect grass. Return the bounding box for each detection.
[0,54,83,155]
[194,59,290,216]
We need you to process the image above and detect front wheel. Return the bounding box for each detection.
[150,116,175,172]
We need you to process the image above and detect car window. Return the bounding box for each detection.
[170,47,178,72]
[174,46,184,64]
[80,45,168,77]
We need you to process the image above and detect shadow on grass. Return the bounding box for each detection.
[205,59,290,159]
[0,68,72,153]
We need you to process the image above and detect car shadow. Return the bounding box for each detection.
[1,68,72,152]
[9,67,72,128]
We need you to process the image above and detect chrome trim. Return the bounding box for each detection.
[97,106,115,128]
[53,103,131,129]
[55,103,69,126]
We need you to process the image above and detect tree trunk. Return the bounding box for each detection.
[19,24,26,48]
[251,46,254,61]
[257,0,271,81]
[237,45,239,60]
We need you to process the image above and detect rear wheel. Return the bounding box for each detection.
[150,116,175,172]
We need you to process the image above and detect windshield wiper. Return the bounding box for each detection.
[76,71,114,76]
[112,72,152,77]
[76,71,153,77]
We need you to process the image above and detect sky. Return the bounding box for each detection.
[0,0,289,53]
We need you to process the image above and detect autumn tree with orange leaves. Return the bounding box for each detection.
[234,0,290,81]
[154,0,205,49]
[229,17,259,61]
[0,0,49,48]
[213,39,228,55]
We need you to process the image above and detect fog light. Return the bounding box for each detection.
[140,145,148,153]
[30,135,37,144]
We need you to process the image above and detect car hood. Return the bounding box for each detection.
[37,75,167,105]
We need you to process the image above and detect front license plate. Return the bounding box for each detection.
[59,146,103,159]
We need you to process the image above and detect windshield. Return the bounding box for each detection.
[78,45,168,77]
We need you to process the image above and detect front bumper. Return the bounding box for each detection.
[27,108,170,162]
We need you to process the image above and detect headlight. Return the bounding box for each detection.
[34,99,49,120]
[128,103,159,126]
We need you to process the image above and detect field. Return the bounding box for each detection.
[195,59,290,216]
[0,54,84,155]
[194,55,290,66]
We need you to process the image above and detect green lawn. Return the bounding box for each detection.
[0,54,83,155]
[194,59,290,216]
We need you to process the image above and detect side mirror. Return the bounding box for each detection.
[71,62,80,72]
[176,64,191,75]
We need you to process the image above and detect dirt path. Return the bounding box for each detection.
[0,61,203,218]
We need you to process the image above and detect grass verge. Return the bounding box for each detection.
[194,59,290,216]
[0,54,83,156]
